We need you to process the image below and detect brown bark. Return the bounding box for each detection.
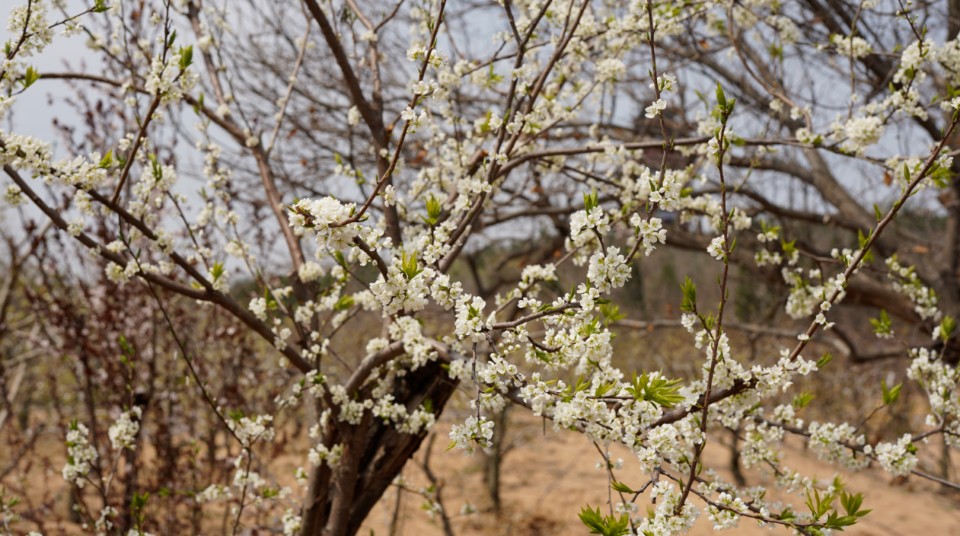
[300,358,458,536]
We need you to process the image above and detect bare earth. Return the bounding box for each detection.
[362,416,960,536]
[6,413,960,534]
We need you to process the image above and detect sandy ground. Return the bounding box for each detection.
[5,413,960,535]
[361,416,960,536]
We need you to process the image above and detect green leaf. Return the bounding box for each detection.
[869,310,892,337]
[939,315,956,342]
[334,295,354,312]
[118,334,135,357]
[715,82,727,109]
[611,481,634,494]
[99,149,114,169]
[264,287,279,311]
[210,261,225,282]
[777,507,796,521]
[594,381,616,397]
[817,352,833,369]
[401,251,421,279]
[178,45,193,71]
[425,195,442,225]
[824,512,858,529]
[680,277,697,313]
[792,392,814,410]
[839,490,870,518]
[804,487,836,520]
[583,190,599,211]
[131,491,150,510]
[22,66,39,89]
[625,372,685,408]
[578,505,631,536]
[881,379,902,405]
[599,303,625,326]
[92,0,109,13]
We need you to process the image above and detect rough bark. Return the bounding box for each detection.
[300,358,458,536]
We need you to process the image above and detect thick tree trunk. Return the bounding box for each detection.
[300,359,458,536]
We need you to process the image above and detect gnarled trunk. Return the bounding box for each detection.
[300,359,458,536]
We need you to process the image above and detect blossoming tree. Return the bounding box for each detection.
[4,0,960,534]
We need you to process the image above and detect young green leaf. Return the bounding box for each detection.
[680,277,697,313]
[578,505,631,536]
[22,66,39,89]
[881,379,902,405]
[179,45,194,71]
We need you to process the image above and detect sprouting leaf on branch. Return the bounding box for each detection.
[625,372,685,408]
[578,505,631,536]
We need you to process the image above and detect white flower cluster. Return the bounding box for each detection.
[387,316,438,371]
[782,267,846,320]
[307,442,344,468]
[448,415,494,455]
[644,73,677,119]
[108,407,142,450]
[62,422,98,488]
[707,236,726,261]
[868,434,917,477]
[372,394,437,434]
[886,256,939,320]
[831,114,884,155]
[830,34,872,59]
[195,484,232,503]
[517,263,557,292]
[144,50,198,104]
[807,421,868,470]
[232,464,268,491]
[894,40,929,84]
[6,0,53,59]
[281,508,302,536]
[595,58,626,82]
[754,249,782,267]
[289,197,360,250]
[644,98,667,119]
[568,206,610,247]
[631,215,667,256]
[634,482,699,535]
[586,247,631,292]
[3,184,24,206]
[706,492,746,530]
[907,347,960,423]
[95,506,117,534]
[370,263,432,316]
[454,295,489,342]
[477,354,523,391]
[228,414,275,447]
[619,166,690,213]
[0,133,52,172]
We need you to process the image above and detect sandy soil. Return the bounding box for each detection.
[5,413,960,535]
[361,415,960,536]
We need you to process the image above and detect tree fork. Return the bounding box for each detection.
[300,358,458,536]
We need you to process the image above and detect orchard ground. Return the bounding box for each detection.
[6,411,958,535]
[363,417,960,535]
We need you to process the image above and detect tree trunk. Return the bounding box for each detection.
[300,359,458,536]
